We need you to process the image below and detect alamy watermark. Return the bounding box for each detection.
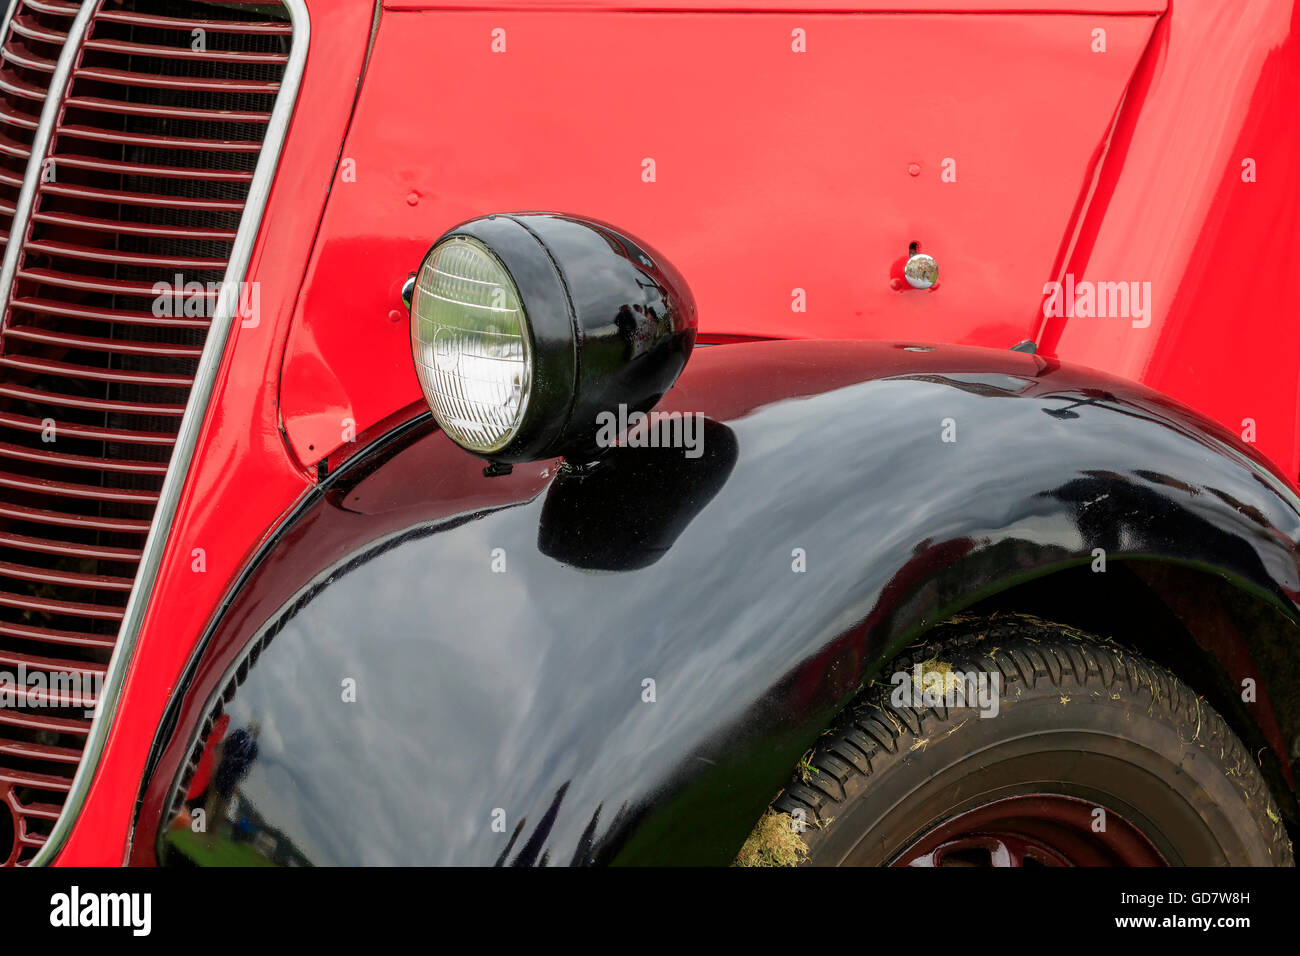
[1042,275,1152,329]
[0,665,101,718]
[595,404,704,459]
[50,887,150,936]
[890,662,1001,718]
[151,272,261,326]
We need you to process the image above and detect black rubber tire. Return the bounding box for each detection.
[772,615,1294,866]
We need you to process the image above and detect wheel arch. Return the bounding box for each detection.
[127,341,1300,865]
[964,560,1300,831]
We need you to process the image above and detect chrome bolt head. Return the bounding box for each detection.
[904,253,938,290]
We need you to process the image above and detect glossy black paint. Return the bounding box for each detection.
[412,213,697,464]
[139,340,1300,866]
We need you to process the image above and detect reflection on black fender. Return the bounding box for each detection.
[134,340,1300,866]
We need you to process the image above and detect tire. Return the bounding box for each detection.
[770,615,1294,866]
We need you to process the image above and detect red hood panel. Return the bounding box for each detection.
[283,8,1156,465]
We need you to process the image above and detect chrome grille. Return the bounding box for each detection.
[0,0,296,867]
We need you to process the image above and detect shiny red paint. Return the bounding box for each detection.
[1040,0,1300,482]
[279,5,1159,466]
[44,0,1300,864]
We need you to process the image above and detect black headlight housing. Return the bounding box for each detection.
[409,213,697,465]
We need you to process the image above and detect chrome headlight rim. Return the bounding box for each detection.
[409,215,579,464]
[410,234,534,455]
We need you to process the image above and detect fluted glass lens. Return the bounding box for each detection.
[411,237,532,453]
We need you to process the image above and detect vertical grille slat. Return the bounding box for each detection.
[0,0,294,867]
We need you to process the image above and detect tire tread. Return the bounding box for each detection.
[769,614,1294,865]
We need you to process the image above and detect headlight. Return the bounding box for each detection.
[408,213,696,465]
[411,236,532,454]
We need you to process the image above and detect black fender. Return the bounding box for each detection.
[135,340,1300,866]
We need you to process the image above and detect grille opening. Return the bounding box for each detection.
[0,715,91,756]
[18,809,55,841]
[6,777,66,865]
[0,598,123,654]
[0,747,78,779]
[0,0,292,865]
[0,5,68,260]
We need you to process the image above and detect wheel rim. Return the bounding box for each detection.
[891,793,1168,867]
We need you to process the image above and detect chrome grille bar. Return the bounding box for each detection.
[0,0,312,866]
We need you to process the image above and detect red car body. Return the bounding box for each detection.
[1,0,1295,864]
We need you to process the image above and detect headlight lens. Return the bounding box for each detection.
[410,236,532,453]
[409,214,696,465]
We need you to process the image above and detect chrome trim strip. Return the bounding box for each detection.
[0,5,20,108]
[0,0,98,318]
[30,0,312,866]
